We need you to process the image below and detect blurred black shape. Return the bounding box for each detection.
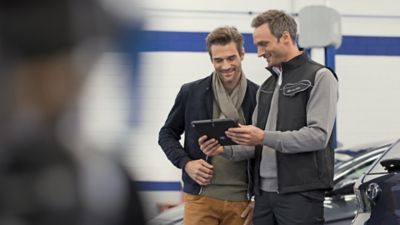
[0,0,146,224]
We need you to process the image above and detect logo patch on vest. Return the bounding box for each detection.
[283,80,312,96]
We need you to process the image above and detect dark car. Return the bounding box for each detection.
[148,140,394,225]
[352,138,400,225]
[324,140,393,225]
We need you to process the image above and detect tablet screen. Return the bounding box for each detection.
[191,118,238,145]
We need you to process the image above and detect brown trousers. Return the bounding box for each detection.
[183,193,250,225]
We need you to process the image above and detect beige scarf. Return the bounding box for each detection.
[212,71,247,124]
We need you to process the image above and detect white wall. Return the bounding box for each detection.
[80,0,400,219]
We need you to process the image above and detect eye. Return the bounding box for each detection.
[227,56,237,61]
[258,42,268,47]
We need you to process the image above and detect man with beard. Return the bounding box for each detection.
[159,26,258,225]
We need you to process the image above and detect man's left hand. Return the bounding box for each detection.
[199,135,224,156]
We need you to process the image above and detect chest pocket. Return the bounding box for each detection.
[282,80,312,97]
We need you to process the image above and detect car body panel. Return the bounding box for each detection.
[352,138,400,225]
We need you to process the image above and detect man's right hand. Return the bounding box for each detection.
[184,159,213,186]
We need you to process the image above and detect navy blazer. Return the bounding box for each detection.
[158,73,259,195]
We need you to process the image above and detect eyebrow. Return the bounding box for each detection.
[255,41,268,46]
[212,54,237,60]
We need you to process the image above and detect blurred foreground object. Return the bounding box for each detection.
[0,0,146,224]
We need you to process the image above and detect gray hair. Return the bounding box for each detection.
[251,10,297,42]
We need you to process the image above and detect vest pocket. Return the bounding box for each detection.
[279,152,319,185]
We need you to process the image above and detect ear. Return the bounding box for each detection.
[281,31,292,44]
[240,47,245,60]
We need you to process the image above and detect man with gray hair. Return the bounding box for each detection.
[200,10,338,225]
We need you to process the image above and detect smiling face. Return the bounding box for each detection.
[253,23,289,67]
[253,23,300,66]
[210,41,244,90]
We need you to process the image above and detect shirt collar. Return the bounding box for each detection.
[272,66,282,86]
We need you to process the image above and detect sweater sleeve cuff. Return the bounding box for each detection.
[178,157,191,169]
[263,131,282,152]
[221,146,233,159]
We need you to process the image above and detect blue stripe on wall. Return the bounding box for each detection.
[135,30,400,56]
[135,181,182,191]
[139,31,209,52]
[137,31,255,52]
[336,35,400,56]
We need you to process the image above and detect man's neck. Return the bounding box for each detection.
[222,72,241,93]
[285,48,302,63]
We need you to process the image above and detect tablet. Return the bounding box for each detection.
[191,118,239,145]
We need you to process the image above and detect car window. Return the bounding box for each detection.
[334,158,376,192]
[367,139,400,175]
[334,147,387,179]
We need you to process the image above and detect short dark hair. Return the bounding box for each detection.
[251,10,297,43]
[206,26,243,57]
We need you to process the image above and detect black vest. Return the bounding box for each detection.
[254,52,336,194]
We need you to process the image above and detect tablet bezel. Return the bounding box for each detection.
[191,118,239,146]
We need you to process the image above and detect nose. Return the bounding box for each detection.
[221,60,230,70]
[257,47,265,58]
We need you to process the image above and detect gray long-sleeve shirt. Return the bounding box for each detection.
[223,67,338,191]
